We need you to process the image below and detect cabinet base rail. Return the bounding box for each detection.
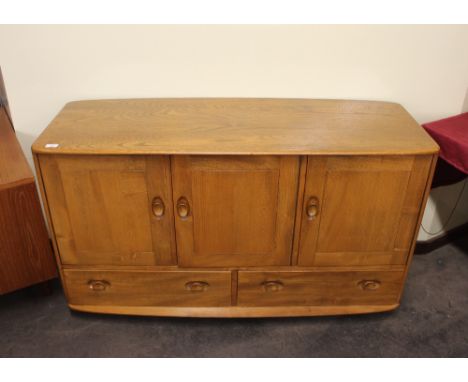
[69,303,400,318]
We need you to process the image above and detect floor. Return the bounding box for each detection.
[1,238,467,357]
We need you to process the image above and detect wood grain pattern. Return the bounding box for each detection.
[38,155,175,266]
[0,109,33,189]
[312,251,409,267]
[0,182,57,294]
[393,156,434,250]
[171,156,299,267]
[31,98,438,156]
[237,270,404,306]
[0,107,56,294]
[397,154,438,301]
[231,270,238,305]
[291,156,307,265]
[61,264,406,272]
[64,269,232,307]
[316,158,411,251]
[145,156,177,265]
[33,153,72,300]
[32,98,438,317]
[297,155,433,266]
[68,303,400,317]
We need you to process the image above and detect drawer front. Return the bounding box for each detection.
[237,270,404,306]
[64,270,232,307]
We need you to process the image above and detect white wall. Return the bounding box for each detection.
[1,25,468,240]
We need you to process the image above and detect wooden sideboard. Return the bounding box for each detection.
[32,98,438,317]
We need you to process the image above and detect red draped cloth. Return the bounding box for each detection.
[422,113,468,188]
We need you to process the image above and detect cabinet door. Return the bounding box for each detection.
[298,155,433,266]
[39,155,176,265]
[172,156,300,267]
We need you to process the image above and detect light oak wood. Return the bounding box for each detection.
[33,98,438,317]
[33,154,74,301]
[397,154,438,302]
[231,270,238,305]
[171,156,299,267]
[291,157,308,265]
[68,303,400,317]
[145,156,177,265]
[237,270,404,306]
[61,264,406,272]
[64,269,232,307]
[39,155,176,266]
[297,155,433,266]
[31,98,438,156]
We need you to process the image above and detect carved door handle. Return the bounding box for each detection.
[306,197,319,220]
[358,280,381,291]
[177,197,190,219]
[88,280,110,292]
[151,197,165,218]
[261,280,284,293]
[185,281,209,292]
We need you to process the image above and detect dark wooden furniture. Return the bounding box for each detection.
[0,68,56,295]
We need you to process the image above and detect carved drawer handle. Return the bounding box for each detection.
[88,280,110,292]
[261,280,284,293]
[151,196,165,218]
[185,281,209,292]
[177,197,190,219]
[306,197,319,220]
[358,280,381,291]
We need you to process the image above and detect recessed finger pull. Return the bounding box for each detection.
[177,197,190,219]
[151,196,165,218]
[261,280,284,293]
[306,197,319,220]
[358,280,381,291]
[185,281,209,292]
[88,280,110,292]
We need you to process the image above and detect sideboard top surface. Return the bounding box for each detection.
[32,98,438,155]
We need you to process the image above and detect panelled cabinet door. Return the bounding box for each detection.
[39,155,176,265]
[298,155,433,266]
[171,156,300,267]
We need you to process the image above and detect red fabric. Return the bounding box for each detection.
[422,112,468,175]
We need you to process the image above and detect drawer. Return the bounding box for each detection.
[237,270,404,306]
[64,269,232,307]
